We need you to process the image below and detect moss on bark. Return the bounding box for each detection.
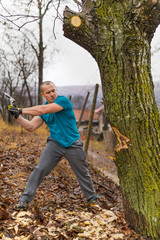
[63,1,160,238]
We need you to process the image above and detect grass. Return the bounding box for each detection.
[0,119,20,133]
[0,118,49,136]
[90,139,107,151]
[0,119,107,154]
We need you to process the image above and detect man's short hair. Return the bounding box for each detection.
[40,81,55,93]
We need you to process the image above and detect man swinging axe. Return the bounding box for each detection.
[8,81,98,210]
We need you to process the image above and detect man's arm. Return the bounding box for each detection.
[17,116,44,132]
[22,103,63,116]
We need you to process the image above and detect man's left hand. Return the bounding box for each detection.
[8,105,22,119]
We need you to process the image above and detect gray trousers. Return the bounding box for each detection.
[20,137,96,203]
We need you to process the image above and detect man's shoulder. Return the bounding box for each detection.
[55,96,72,110]
[55,95,69,103]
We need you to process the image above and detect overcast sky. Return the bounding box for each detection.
[45,27,160,87]
[1,0,160,87]
[44,36,101,87]
[151,25,160,83]
[44,6,160,87]
[43,0,101,87]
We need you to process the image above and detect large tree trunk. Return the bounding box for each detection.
[63,1,160,239]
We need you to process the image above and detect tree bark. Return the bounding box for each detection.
[63,1,160,239]
[37,0,52,105]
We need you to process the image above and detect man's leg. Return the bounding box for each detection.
[20,138,63,204]
[64,139,96,201]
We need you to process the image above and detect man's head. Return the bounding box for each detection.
[41,81,58,103]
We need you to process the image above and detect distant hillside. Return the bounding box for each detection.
[57,85,103,110]
[57,82,160,110]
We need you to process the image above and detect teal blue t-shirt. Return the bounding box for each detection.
[39,96,80,147]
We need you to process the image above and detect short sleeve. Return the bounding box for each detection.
[54,96,72,110]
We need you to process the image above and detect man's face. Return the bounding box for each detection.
[41,83,58,103]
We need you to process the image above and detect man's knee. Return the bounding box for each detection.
[34,164,50,177]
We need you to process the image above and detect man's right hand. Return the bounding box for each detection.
[8,105,22,119]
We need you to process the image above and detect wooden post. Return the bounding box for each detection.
[84,84,99,154]
[77,91,90,129]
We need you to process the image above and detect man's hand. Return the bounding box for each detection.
[8,105,22,119]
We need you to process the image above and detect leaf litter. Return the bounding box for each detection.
[0,122,149,239]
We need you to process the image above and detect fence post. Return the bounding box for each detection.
[77,91,90,130]
[84,84,99,154]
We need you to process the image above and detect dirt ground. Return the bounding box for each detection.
[0,123,150,240]
[87,142,119,186]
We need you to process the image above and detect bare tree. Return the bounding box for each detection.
[0,0,55,105]
[20,0,54,104]
[0,48,21,123]
[0,31,39,122]
[8,36,37,106]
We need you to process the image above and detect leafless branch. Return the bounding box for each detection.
[151,46,160,55]
[27,0,34,6]
[20,30,39,58]
[41,0,53,18]
[73,0,82,10]
[18,17,41,31]
[52,0,61,39]
[0,0,39,30]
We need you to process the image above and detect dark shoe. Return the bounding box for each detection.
[87,195,101,211]
[87,195,98,204]
[16,201,28,211]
